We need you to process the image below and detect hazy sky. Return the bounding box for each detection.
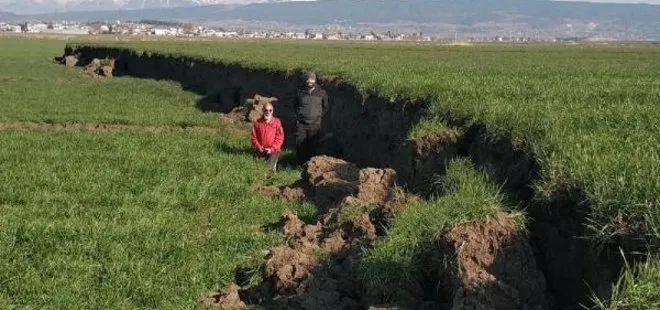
[563,0,660,3]
[2,0,660,7]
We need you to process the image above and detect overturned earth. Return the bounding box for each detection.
[58,45,625,309]
[199,155,548,309]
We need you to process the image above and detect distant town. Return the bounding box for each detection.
[0,19,645,43]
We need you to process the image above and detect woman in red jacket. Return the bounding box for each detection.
[250,102,284,173]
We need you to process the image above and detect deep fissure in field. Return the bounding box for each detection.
[199,155,411,308]
[61,44,625,308]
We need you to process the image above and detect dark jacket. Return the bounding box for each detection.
[294,84,328,125]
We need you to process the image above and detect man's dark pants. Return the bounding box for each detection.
[295,121,321,165]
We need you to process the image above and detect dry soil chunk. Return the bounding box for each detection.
[265,246,319,294]
[304,156,360,207]
[356,167,397,206]
[448,213,547,310]
[64,55,78,67]
[198,284,247,309]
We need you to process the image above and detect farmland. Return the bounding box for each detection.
[1,36,659,309]
[0,39,313,308]
[68,39,660,236]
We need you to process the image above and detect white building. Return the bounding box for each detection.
[152,28,171,36]
[61,28,89,35]
[27,23,49,33]
[217,31,238,37]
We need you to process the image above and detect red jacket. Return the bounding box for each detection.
[251,117,284,153]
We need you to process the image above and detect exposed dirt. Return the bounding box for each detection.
[198,284,246,309]
[205,93,280,125]
[201,155,403,309]
[81,57,115,78]
[356,168,397,206]
[245,94,279,123]
[254,180,309,204]
[64,55,78,67]
[445,214,548,310]
[211,155,548,310]
[303,156,361,208]
[394,131,460,195]
[0,121,222,134]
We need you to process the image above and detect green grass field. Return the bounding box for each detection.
[0,39,218,127]
[0,38,313,309]
[1,36,659,309]
[67,39,660,244]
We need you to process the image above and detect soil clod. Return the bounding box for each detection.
[64,55,78,67]
[445,214,548,310]
[245,94,279,123]
[201,155,400,309]
[198,284,247,309]
[75,58,116,78]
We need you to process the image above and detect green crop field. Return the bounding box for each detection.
[0,38,314,309]
[70,39,660,243]
[1,36,659,309]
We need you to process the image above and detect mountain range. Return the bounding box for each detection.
[0,0,300,15]
[2,0,660,39]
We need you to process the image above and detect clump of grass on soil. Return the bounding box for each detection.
[359,158,524,300]
[409,115,460,141]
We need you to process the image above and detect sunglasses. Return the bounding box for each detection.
[264,109,273,112]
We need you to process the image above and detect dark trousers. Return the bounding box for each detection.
[295,121,321,165]
[254,150,280,170]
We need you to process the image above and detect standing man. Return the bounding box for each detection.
[294,71,329,165]
[250,102,284,173]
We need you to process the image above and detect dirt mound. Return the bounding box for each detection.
[265,245,320,293]
[255,183,307,204]
[82,58,115,78]
[245,94,279,123]
[203,93,280,125]
[64,55,78,67]
[257,156,399,212]
[357,168,397,206]
[201,155,400,309]
[209,208,372,310]
[280,209,323,248]
[341,213,378,249]
[198,284,246,309]
[205,154,548,309]
[446,214,547,310]
[303,156,360,208]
